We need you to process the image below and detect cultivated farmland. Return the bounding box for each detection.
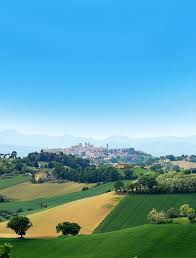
[172,160,196,169]
[0,181,94,201]
[0,182,116,214]
[0,192,122,237]
[0,175,30,190]
[95,193,196,233]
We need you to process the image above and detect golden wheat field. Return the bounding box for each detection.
[0,192,122,238]
[0,181,94,201]
[172,161,196,169]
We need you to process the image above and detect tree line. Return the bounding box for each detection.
[27,151,91,170]
[148,203,196,224]
[0,151,136,184]
[114,171,196,194]
[53,164,134,183]
[0,151,91,176]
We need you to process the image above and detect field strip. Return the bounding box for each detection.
[0,181,94,201]
[172,161,196,169]
[0,192,123,238]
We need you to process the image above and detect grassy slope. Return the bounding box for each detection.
[0,175,30,190]
[133,167,156,176]
[0,182,115,214]
[1,224,196,258]
[95,193,196,233]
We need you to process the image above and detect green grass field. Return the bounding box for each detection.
[0,182,115,214]
[0,175,30,190]
[1,224,196,258]
[95,193,196,233]
[133,167,156,177]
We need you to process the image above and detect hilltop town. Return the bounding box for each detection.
[43,143,151,165]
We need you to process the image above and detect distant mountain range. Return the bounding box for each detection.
[0,130,196,156]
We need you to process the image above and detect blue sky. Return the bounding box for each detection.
[0,0,196,138]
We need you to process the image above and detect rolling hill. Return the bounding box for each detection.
[0,224,196,258]
[0,181,94,201]
[0,182,115,215]
[0,175,31,190]
[0,192,121,237]
[95,193,196,233]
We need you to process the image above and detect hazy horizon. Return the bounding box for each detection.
[1,129,196,156]
[2,128,196,140]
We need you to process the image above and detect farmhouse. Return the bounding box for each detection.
[115,163,132,169]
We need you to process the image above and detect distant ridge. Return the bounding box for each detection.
[0,130,196,156]
[0,144,38,157]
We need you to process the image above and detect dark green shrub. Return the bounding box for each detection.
[16,208,23,213]
[27,208,34,211]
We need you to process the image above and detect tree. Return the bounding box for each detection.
[156,172,196,193]
[53,164,67,179]
[179,204,195,223]
[138,175,157,192]
[0,195,8,203]
[56,222,81,236]
[9,151,17,159]
[81,186,89,191]
[7,216,32,238]
[183,169,191,175]
[0,243,13,258]
[179,204,194,217]
[128,181,141,192]
[165,207,178,219]
[127,182,135,192]
[34,161,39,168]
[114,181,125,193]
[148,208,168,224]
[188,213,196,223]
[124,169,134,180]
